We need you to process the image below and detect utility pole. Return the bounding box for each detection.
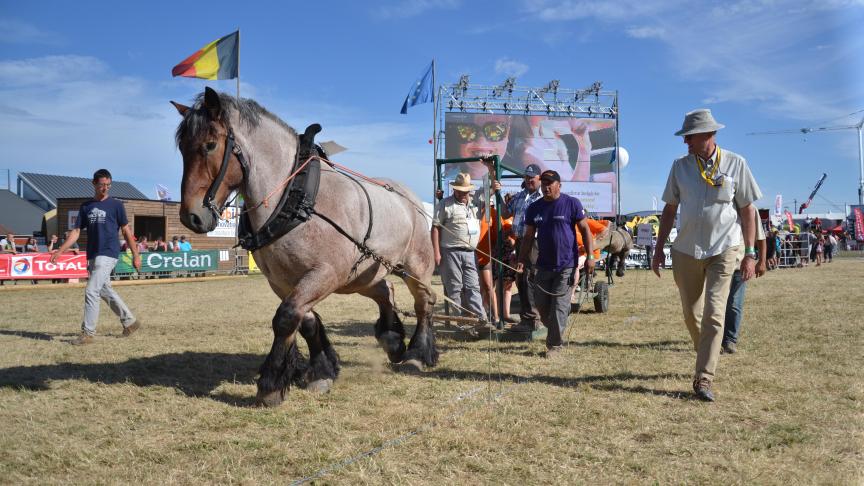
[748,112,864,205]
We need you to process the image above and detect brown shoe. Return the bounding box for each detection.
[71,333,94,345]
[693,378,715,402]
[122,320,142,337]
[545,345,564,359]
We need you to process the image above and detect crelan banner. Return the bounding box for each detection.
[115,250,219,273]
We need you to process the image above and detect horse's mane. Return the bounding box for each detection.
[175,91,297,146]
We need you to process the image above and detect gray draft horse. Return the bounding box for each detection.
[596,226,633,279]
[171,88,437,407]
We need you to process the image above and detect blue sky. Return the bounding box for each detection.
[1,0,863,214]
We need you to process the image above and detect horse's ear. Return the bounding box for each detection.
[204,87,222,120]
[170,101,189,116]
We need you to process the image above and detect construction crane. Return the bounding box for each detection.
[798,173,827,213]
[747,112,864,205]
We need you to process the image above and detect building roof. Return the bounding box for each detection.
[0,189,46,235]
[18,172,148,206]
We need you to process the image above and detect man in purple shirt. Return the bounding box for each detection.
[516,170,595,357]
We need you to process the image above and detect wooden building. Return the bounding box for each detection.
[56,197,243,272]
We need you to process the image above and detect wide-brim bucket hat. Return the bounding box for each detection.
[450,172,476,191]
[674,109,725,136]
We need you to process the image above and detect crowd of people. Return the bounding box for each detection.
[122,234,193,253]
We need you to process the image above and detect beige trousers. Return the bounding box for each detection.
[671,246,739,382]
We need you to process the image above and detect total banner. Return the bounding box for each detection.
[115,250,219,273]
[0,252,89,280]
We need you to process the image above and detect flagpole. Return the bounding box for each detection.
[432,58,437,166]
[236,29,241,100]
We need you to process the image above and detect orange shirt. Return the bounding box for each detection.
[576,218,609,260]
[476,207,514,266]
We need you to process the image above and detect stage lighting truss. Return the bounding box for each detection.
[441,78,617,119]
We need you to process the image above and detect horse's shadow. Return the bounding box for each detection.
[0,352,263,407]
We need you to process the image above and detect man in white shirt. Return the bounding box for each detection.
[432,173,487,322]
[652,109,762,402]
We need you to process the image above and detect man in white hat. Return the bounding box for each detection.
[651,109,762,402]
[432,173,488,322]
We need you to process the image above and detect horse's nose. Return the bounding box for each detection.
[189,212,203,228]
[180,208,212,233]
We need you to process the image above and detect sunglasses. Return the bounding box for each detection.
[454,122,509,143]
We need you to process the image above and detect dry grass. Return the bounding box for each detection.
[1,258,862,485]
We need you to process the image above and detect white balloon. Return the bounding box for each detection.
[616,147,630,169]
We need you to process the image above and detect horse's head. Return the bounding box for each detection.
[172,87,246,233]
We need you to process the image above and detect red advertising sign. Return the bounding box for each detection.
[855,207,864,241]
[0,252,89,280]
[784,210,795,232]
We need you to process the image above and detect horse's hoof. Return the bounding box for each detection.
[305,378,333,394]
[255,389,285,407]
[393,359,425,374]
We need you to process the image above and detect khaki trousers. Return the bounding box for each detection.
[671,246,739,382]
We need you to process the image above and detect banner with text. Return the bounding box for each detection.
[115,250,219,273]
[498,180,613,215]
[208,206,239,238]
[0,252,88,280]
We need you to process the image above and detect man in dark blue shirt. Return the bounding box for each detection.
[516,170,595,357]
[50,169,142,345]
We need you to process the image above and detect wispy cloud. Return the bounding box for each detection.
[373,0,461,19]
[0,55,108,87]
[0,19,63,45]
[625,26,665,39]
[494,58,529,78]
[523,0,864,120]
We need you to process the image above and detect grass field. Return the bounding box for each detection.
[1,258,862,484]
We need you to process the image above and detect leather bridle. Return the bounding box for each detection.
[201,128,248,221]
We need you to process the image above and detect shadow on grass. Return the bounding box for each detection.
[570,339,691,352]
[425,368,693,400]
[0,352,263,406]
[0,329,72,342]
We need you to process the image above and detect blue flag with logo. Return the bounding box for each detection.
[400,61,434,114]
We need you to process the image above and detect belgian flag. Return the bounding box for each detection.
[172,31,239,80]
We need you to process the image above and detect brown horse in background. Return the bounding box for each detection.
[171,88,437,407]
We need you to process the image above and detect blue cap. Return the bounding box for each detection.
[524,164,541,177]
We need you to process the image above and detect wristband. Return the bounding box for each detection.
[587,255,595,260]
[745,247,756,253]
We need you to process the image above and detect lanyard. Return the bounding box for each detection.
[695,146,721,187]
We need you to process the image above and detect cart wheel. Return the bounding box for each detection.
[593,281,609,313]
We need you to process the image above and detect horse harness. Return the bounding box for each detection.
[203,123,400,279]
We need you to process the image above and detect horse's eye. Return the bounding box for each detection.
[205,141,217,152]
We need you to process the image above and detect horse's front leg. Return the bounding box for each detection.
[257,299,308,407]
